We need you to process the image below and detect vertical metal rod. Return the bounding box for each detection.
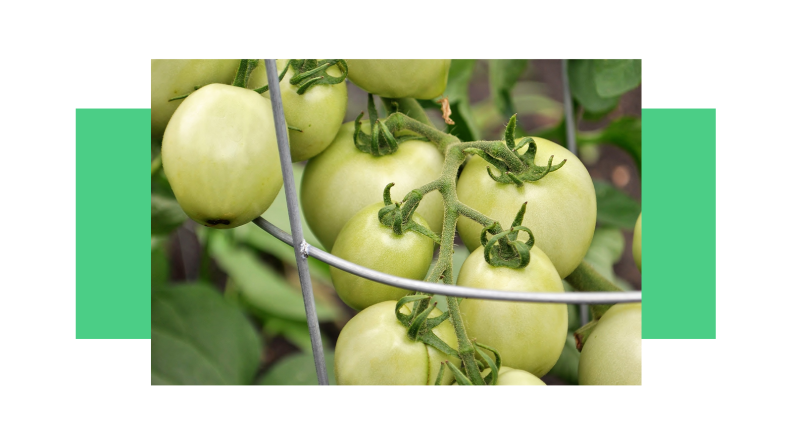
[561,59,577,156]
[561,59,589,326]
[264,59,329,385]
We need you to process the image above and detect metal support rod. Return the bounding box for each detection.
[254,217,641,305]
[561,59,577,156]
[264,59,329,385]
[562,59,590,325]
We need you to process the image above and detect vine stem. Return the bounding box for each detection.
[382,112,486,384]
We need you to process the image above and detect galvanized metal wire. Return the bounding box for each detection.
[264,60,328,385]
[254,217,641,305]
[561,59,591,325]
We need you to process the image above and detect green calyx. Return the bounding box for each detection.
[254,59,349,95]
[354,94,429,156]
[480,202,535,269]
[464,115,567,187]
[395,294,459,360]
[378,183,440,243]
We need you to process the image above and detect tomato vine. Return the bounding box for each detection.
[345,95,624,384]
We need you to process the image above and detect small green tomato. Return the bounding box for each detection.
[330,203,435,311]
[335,301,460,385]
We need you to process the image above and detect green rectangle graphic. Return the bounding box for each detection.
[642,109,716,339]
[77,109,151,339]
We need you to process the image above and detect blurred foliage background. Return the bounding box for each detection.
[151,59,641,386]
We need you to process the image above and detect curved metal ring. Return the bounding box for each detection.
[254,218,641,305]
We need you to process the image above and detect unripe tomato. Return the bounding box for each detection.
[456,136,596,278]
[162,84,283,229]
[633,213,642,272]
[335,301,460,385]
[346,59,451,100]
[248,59,348,162]
[457,245,567,377]
[151,59,239,140]
[301,121,444,251]
[484,366,546,385]
[330,203,435,311]
[578,303,642,385]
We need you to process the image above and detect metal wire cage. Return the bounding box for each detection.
[260,59,641,385]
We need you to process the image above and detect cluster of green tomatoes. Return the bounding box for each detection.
[152,59,642,386]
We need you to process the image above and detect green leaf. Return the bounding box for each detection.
[598,116,642,174]
[584,226,625,282]
[593,59,641,98]
[442,59,480,142]
[568,60,620,118]
[547,333,580,385]
[208,230,338,322]
[151,243,169,286]
[151,193,187,236]
[567,303,581,332]
[261,163,322,248]
[257,350,336,385]
[489,59,528,119]
[151,283,263,385]
[263,318,331,353]
[232,222,331,284]
[594,179,641,229]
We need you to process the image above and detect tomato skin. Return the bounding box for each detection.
[346,59,451,99]
[151,59,239,140]
[578,303,642,385]
[484,367,546,385]
[457,245,567,378]
[301,121,445,251]
[162,84,283,229]
[330,203,435,311]
[456,136,596,279]
[248,59,347,162]
[633,213,642,272]
[452,367,546,385]
[334,301,460,385]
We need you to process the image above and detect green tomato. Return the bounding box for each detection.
[346,59,451,99]
[484,366,546,385]
[330,203,435,311]
[162,84,283,229]
[633,213,642,272]
[457,245,567,377]
[301,121,444,251]
[456,136,596,278]
[579,303,642,385]
[335,301,460,385]
[248,59,348,162]
[151,59,239,140]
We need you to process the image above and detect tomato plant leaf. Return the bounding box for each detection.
[151,193,187,236]
[209,231,339,322]
[584,226,625,280]
[232,222,331,284]
[593,179,641,229]
[263,318,333,353]
[262,163,322,248]
[257,350,336,385]
[151,283,263,385]
[598,116,642,174]
[440,59,480,142]
[547,333,580,385]
[593,59,641,98]
[151,243,169,286]
[568,60,620,119]
[489,59,528,119]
